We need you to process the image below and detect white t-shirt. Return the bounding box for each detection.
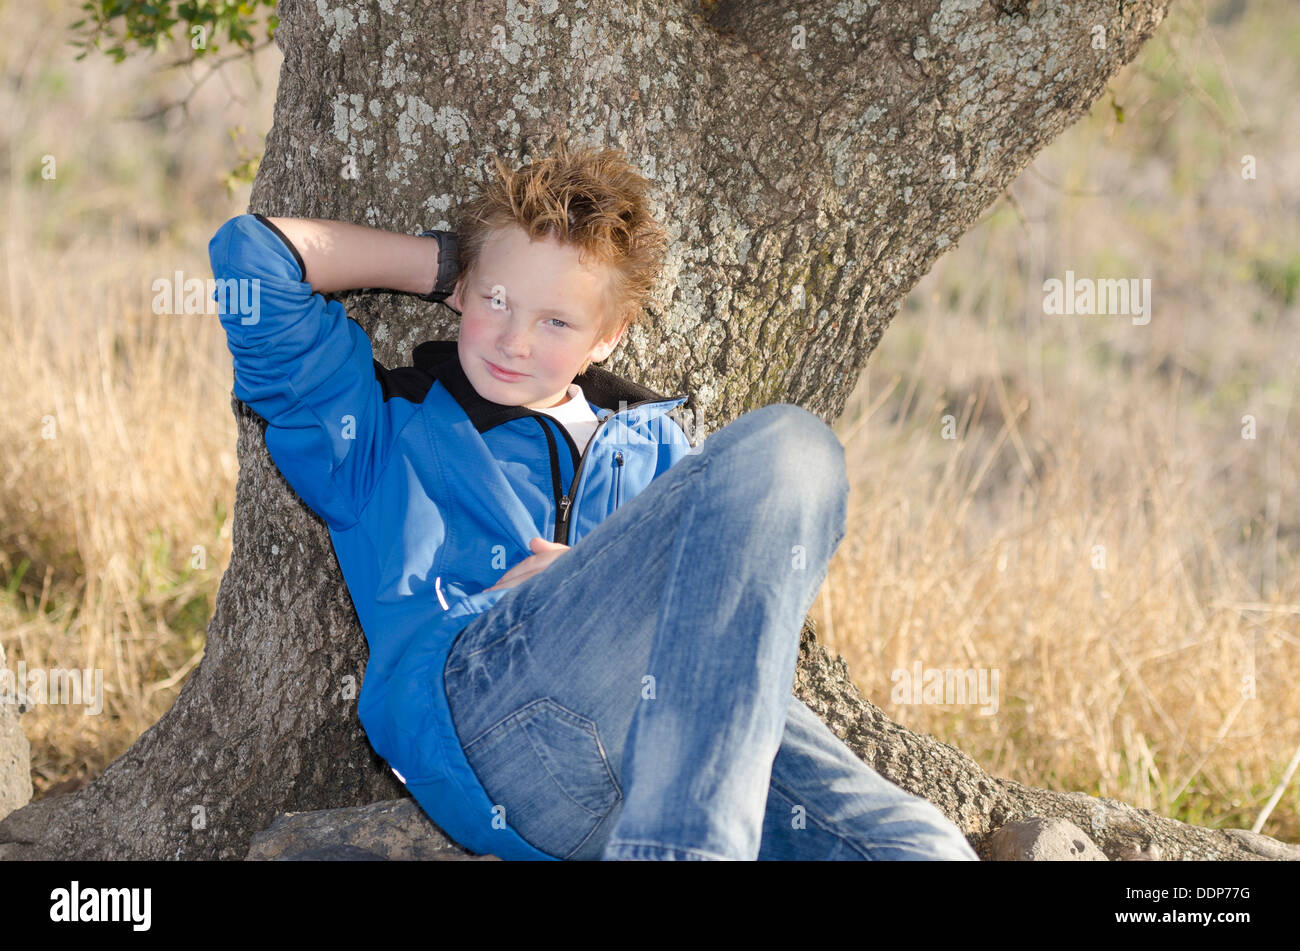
[533,382,599,454]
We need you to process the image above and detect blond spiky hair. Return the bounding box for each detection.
[455,137,669,375]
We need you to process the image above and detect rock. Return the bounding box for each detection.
[1115,843,1162,860]
[1222,828,1300,861]
[987,818,1108,860]
[0,640,34,822]
[245,797,502,860]
[277,844,389,861]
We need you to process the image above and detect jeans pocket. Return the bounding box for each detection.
[462,697,623,860]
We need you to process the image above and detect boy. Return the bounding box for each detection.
[210,140,978,861]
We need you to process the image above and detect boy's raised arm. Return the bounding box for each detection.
[260,216,441,297]
[208,213,440,531]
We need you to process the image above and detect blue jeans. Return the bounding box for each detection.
[443,403,979,861]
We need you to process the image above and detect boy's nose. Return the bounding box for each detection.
[497,333,530,358]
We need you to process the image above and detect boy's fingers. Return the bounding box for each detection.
[490,545,568,590]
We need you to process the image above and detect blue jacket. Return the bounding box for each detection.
[209,213,693,860]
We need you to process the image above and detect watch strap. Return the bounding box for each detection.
[417,229,459,303]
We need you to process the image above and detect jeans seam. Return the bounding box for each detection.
[564,808,618,860]
[604,839,735,861]
[445,620,525,674]
[767,778,878,860]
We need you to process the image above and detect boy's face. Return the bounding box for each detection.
[451,224,625,410]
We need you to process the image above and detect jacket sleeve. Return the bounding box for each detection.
[209,213,419,530]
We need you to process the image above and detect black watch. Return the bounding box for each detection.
[417,229,459,303]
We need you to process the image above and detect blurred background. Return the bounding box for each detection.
[1,0,1296,841]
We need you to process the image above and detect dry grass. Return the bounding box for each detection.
[0,0,269,795]
[1,0,1296,844]
[0,221,239,793]
[816,0,1300,842]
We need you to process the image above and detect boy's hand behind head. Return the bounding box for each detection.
[484,537,571,592]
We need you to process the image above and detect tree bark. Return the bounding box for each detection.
[8,0,1286,862]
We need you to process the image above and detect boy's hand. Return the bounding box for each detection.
[484,537,571,592]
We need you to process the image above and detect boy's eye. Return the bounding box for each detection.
[480,295,568,328]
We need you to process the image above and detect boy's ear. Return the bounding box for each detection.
[590,325,624,363]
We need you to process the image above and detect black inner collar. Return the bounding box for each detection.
[412,339,683,434]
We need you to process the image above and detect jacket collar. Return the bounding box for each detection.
[412,339,687,434]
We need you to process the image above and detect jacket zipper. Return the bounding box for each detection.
[612,451,625,508]
[555,395,687,546]
[532,417,567,542]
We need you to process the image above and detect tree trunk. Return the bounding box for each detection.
[8,0,1283,862]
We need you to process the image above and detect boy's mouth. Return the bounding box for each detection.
[484,359,528,381]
